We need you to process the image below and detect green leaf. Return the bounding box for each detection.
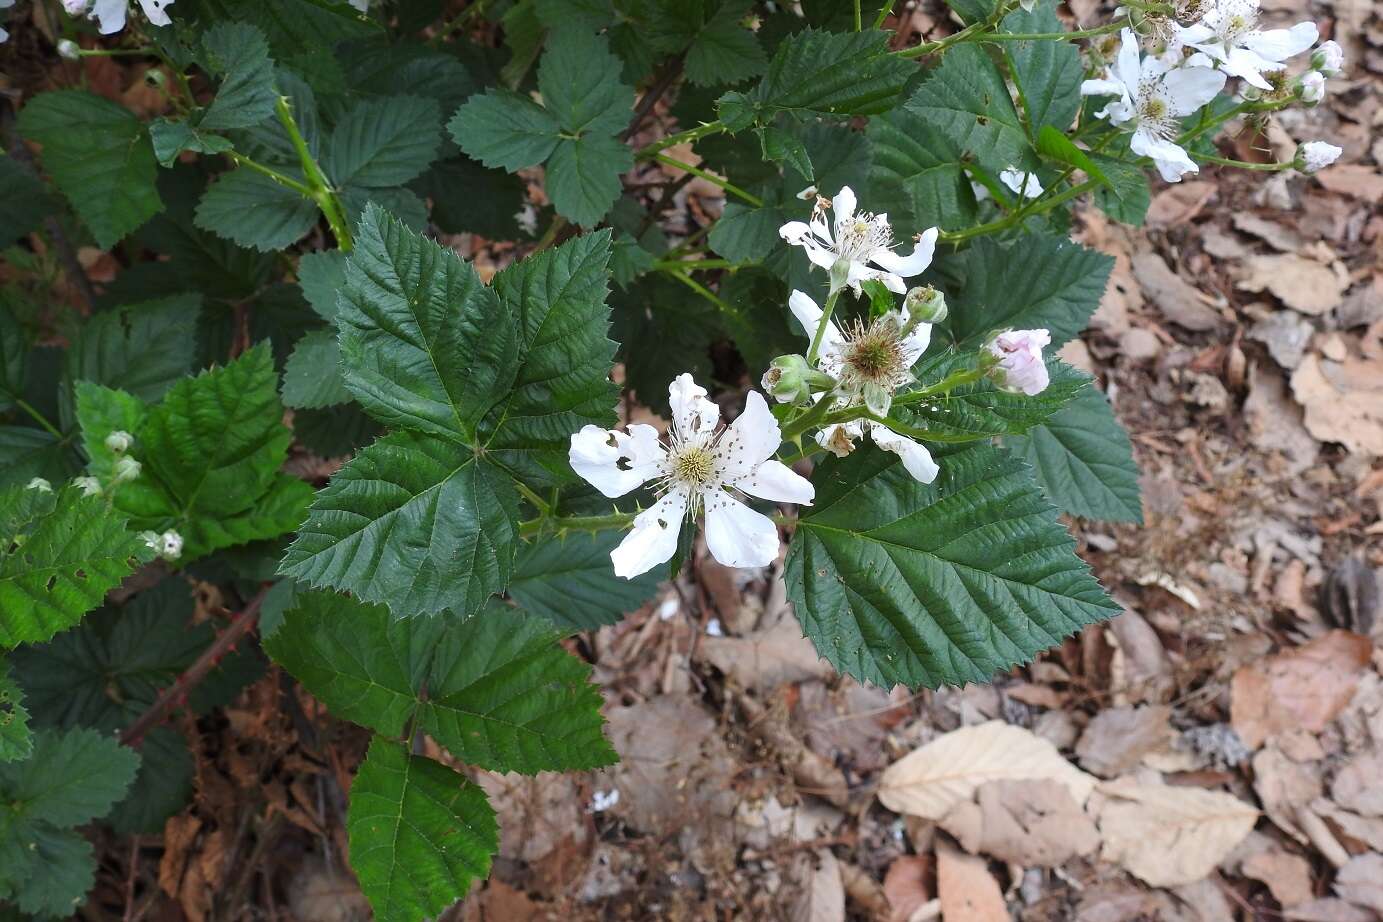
[510,531,663,631]
[759,125,813,179]
[0,657,31,764]
[148,118,234,167]
[200,22,279,131]
[867,104,977,233]
[0,487,149,650]
[938,235,1112,349]
[297,249,348,323]
[0,727,139,827]
[1,823,96,918]
[0,427,72,491]
[644,0,767,87]
[279,431,520,617]
[546,134,634,227]
[264,590,443,737]
[73,382,145,485]
[786,444,1120,689]
[716,28,911,127]
[1090,153,1150,226]
[944,0,1000,23]
[336,205,518,443]
[326,96,442,189]
[65,294,199,403]
[1002,1,1083,135]
[412,156,526,240]
[0,303,26,415]
[1007,386,1143,523]
[904,44,1031,173]
[899,355,1089,439]
[195,167,319,251]
[347,738,497,922]
[0,155,61,249]
[708,199,789,262]
[419,604,616,771]
[1035,125,1109,187]
[447,90,561,172]
[480,230,617,486]
[283,330,350,409]
[534,0,614,30]
[538,29,634,137]
[16,91,162,249]
[107,727,194,835]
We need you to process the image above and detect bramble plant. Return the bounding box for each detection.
[0,0,1344,917]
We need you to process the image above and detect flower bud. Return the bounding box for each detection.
[1312,40,1344,77]
[26,477,53,493]
[62,0,90,14]
[984,329,1052,396]
[828,257,852,294]
[57,39,81,60]
[158,530,183,560]
[72,476,102,497]
[1297,71,1325,105]
[1294,141,1342,174]
[113,456,142,483]
[904,286,948,324]
[105,430,133,453]
[761,354,831,405]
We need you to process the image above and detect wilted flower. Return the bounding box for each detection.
[105,430,133,453]
[985,329,1053,396]
[1174,0,1317,90]
[569,374,813,578]
[1081,29,1226,182]
[816,418,940,483]
[779,186,939,294]
[1295,140,1342,173]
[1312,40,1343,76]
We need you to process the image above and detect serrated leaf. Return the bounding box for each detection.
[419,605,616,771]
[411,156,526,240]
[16,91,162,249]
[106,727,194,835]
[347,738,497,922]
[904,44,1030,173]
[326,96,442,189]
[0,727,139,827]
[0,657,31,764]
[480,231,618,485]
[0,427,72,492]
[0,487,149,650]
[784,444,1120,689]
[195,167,318,251]
[708,199,790,262]
[534,0,614,30]
[1090,153,1149,226]
[447,90,561,172]
[200,22,279,131]
[264,590,443,736]
[283,330,351,409]
[759,125,813,179]
[1035,125,1109,187]
[279,431,520,617]
[938,234,1112,349]
[645,0,766,87]
[0,155,61,248]
[546,134,634,227]
[5,825,96,918]
[510,531,663,631]
[943,0,1000,22]
[148,118,234,167]
[65,294,199,404]
[867,104,977,233]
[1007,386,1143,523]
[1002,1,1083,135]
[898,354,1089,439]
[538,29,634,137]
[0,303,27,414]
[297,249,348,323]
[335,205,518,443]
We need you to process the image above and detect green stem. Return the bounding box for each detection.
[653,153,764,207]
[519,511,636,539]
[12,397,63,439]
[668,271,747,325]
[940,179,1099,242]
[275,96,353,251]
[1177,98,1284,147]
[650,258,739,272]
[805,288,842,366]
[531,215,568,253]
[895,0,1020,58]
[74,47,155,57]
[872,1,894,28]
[513,481,551,515]
[980,21,1126,40]
[854,0,863,30]
[1196,152,1291,171]
[635,120,726,160]
[780,393,839,442]
[225,151,316,198]
[893,368,986,404]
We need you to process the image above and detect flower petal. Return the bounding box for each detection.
[789,289,844,356]
[1115,28,1142,90]
[869,424,940,483]
[872,227,938,277]
[1245,21,1317,62]
[702,491,780,569]
[669,372,720,443]
[569,424,665,498]
[732,459,815,505]
[831,186,857,230]
[1130,130,1199,182]
[1161,65,1227,115]
[900,321,932,366]
[611,490,688,579]
[779,220,812,244]
[718,390,783,481]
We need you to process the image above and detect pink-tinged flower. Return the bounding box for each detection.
[569,374,814,578]
[986,329,1053,396]
[779,186,939,294]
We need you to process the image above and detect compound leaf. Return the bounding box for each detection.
[326,96,442,190]
[0,727,139,828]
[200,22,279,131]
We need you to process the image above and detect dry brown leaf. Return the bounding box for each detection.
[883,855,933,922]
[699,614,830,692]
[878,720,1097,821]
[1334,853,1383,914]
[1132,251,1225,331]
[1314,165,1383,204]
[1230,631,1374,749]
[1311,798,1383,851]
[1251,745,1323,845]
[1330,751,1383,817]
[1290,353,1383,455]
[936,840,1008,922]
[1284,898,1377,922]
[1238,255,1348,315]
[790,849,846,922]
[1241,848,1315,908]
[1095,780,1259,887]
[1075,705,1174,778]
[939,779,1100,867]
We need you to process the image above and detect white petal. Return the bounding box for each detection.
[569,424,664,498]
[854,264,907,294]
[779,220,812,243]
[900,321,932,366]
[802,239,838,272]
[831,186,857,229]
[732,459,815,505]
[668,373,720,443]
[872,227,938,277]
[869,424,940,483]
[139,0,173,25]
[718,390,783,480]
[1221,47,1274,88]
[1162,65,1227,114]
[91,0,128,31]
[702,491,780,569]
[788,289,823,333]
[1244,21,1317,61]
[611,490,688,579]
[1115,29,1142,89]
[1080,77,1126,99]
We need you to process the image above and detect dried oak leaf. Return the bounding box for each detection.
[1238,255,1348,316]
[1290,352,1383,455]
[1075,705,1174,778]
[939,778,1101,867]
[1230,630,1374,750]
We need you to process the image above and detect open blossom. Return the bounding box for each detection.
[1296,141,1342,173]
[972,169,1045,202]
[779,186,939,294]
[1175,0,1317,90]
[1081,29,1226,182]
[986,329,1052,396]
[64,0,174,34]
[569,374,813,578]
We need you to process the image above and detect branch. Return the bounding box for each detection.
[620,56,683,143]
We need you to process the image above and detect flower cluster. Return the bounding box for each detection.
[1082,0,1344,181]
[62,0,173,34]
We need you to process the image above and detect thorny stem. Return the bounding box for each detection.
[895,0,1020,58]
[980,21,1127,40]
[940,179,1100,242]
[513,481,552,514]
[780,393,838,442]
[805,288,842,366]
[854,0,863,30]
[635,120,726,160]
[225,151,316,199]
[653,153,764,207]
[531,215,568,253]
[72,46,155,56]
[872,1,895,28]
[519,511,637,539]
[275,96,353,251]
[893,368,986,404]
[1197,152,1292,171]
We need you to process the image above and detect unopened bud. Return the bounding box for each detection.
[904,286,948,324]
[1297,71,1325,105]
[1312,40,1343,77]
[26,477,53,493]
[57,39,81,60]
[105,430,132,453]
[984,329,1052,396]
[144,69,167,89]
[72,476,102,497]
[828,258,851,294]
[158,530,183,560]
[1294,140,1342,174]
[761,354,831,405]
[114,456,142,483]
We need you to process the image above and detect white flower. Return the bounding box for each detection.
[26,477,53,493]
[779,186,939,294]
[105,430,133,453]
[1081,29,1226,182]
[158,530,183,560]
[816,418,941,484]
[985,329,1052,396]
[0,0,12,44]
[1298,70,1325,104]
[973,169,1045,202]
[1296,141,1342,173]
[588,789,620,812]
[113,456,142,483]
[568,374,814,579]
[72,476,102,497]
[68,0,174,34]
[1175,0,1317,90]
[1312,40,1343,76]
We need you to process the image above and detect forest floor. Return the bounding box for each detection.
[7,0,1383,918]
